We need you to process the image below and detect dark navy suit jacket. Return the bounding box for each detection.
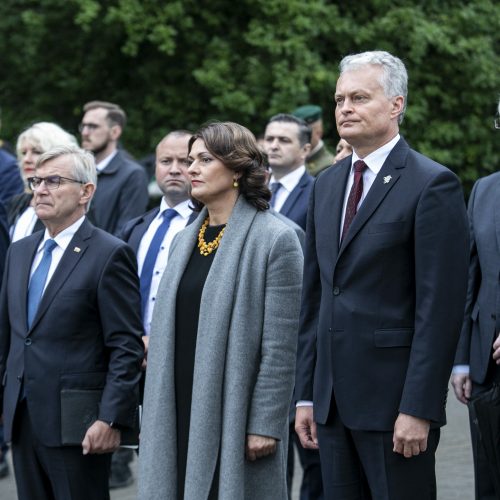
[295,137,469,431]
[0,219,144,445]
[278,171,314,231]
[0,149,23,206]
[89,150,149,236]
[455,172,500,384]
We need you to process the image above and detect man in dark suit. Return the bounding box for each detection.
[295,50,469,499]
[451,100,500,500]
[0,145,144,499]
[264,114,322,499]
[80,100,149,235]
[110,131,195,489]
[264,114,314,231]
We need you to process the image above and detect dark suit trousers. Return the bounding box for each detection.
[11,401,112,500]
[469,361,500,500]
[317,410,439,500]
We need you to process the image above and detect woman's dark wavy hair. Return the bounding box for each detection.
[188,121,271,211]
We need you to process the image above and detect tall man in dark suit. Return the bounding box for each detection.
[451,100,500,500]
[80,100,149,235]
[264,114,322,499]
[110,131,195,489]
[294,51,470,499]
[264,114,314,231]
[0,145,144,499]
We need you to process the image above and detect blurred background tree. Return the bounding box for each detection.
[0,0,498,191]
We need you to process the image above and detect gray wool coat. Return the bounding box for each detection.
[138,197,303,500]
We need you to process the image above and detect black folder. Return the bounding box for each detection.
[60,388,140,448]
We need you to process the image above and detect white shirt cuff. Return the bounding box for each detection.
[452,365,470,374]
[296,400,313,407]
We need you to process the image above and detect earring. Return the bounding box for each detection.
[233,179,239,188]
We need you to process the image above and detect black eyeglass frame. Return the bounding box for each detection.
[28,175,85,190]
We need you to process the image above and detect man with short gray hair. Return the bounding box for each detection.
[295,51,469,499]
[0,145,144,499]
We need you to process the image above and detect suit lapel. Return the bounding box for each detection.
[494,178,500,253]
[338,139,408,257]
[328,159,351,258]
[28,220,93,332]
[280,172,308,216]
[128,209,159,253]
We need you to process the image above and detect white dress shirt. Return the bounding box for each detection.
[137,198,192,334]
[339,134,400,234]
[95,150,118,173]
[29,216,86,293]
[269,165,306,212]
[11,205,38,242]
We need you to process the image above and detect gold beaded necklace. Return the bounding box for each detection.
[198,217,226,256]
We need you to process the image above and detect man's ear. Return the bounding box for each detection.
[80,183,96,206]
[391,96,405,119]
[110,125,122,141]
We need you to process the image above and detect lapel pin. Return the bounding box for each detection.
[383,175,392,184]
[73,247,81,253]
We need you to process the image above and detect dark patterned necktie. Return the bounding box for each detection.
[270,182,282,208]
[341,160,367,242]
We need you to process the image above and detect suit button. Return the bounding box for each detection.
[17,375,22,381]
[333,286,340,296]
[492,314,497,320]
[24,338,32,346]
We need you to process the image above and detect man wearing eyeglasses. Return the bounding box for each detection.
[0,145,144,500]
[80,100,148,236]
[452,99,500,499]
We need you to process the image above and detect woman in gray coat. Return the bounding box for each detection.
[138,122,304,500]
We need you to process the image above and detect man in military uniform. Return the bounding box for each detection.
[292,105,335,176]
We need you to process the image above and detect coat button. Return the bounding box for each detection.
[333,286,340,296]
[17,375,22,381]
[24,338,32,346]
[492,314,497,320]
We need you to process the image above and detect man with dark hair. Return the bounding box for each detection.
[80,100,148,235]
[264,114,321,499]
[263,114,314,231]
[292,105,335,176]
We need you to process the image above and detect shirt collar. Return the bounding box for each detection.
[95,150,118,172]
[38,215,86,252]
[351,134,400,176]
[309,140,324,157]
[270,165,306,192]
[158,198,192,220]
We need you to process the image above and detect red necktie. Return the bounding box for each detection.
[341,160,367,242]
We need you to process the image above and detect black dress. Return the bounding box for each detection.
[175,224,224,500]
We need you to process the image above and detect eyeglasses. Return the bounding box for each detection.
[28,175,84,190]
[78,122,100,133]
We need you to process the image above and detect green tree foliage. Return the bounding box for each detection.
[0,0,498,189]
